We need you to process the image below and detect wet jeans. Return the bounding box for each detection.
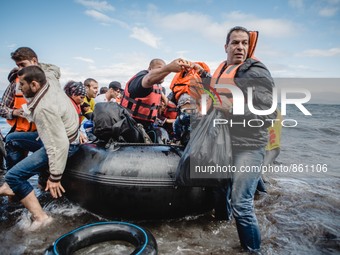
[5,144,79,200]
[5,131,43,169]
[230,148,264,252]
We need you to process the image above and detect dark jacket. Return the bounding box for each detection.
[230,58,277,148]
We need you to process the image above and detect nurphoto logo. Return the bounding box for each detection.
[199,84,312,128]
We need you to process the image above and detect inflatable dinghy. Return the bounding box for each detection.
[62,144,214,220]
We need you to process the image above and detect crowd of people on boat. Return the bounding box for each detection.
[0,26,282,254]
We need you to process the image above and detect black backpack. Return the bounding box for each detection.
[93,102,145,143]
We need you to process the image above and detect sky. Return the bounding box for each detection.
[0,0,339,104]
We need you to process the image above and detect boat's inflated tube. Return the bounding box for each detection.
[63,144,214,219]
[45,221,157,255]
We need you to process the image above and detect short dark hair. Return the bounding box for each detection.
[108,81,122,90]
[8,67,18,83]
[226,26,250,45]
[17,65,46,86]
[84,78,97,87]
[99,87,108,94]
[148,58,165,70]
[11,47,38,62]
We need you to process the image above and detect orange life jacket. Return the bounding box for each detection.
[6,78,37,132]
[163,101,178,120]
[211,31,259,101]
[170,62,210,102]
[121,74,162,123]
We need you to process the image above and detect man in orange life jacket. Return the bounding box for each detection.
[121,58,193,141]
[206,26,276,253]
[0,47,61,169]
[0,68,41,170]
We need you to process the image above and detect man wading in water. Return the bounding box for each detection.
[0,66,80,231]
[209,26,276,253]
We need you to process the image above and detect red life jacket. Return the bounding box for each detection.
[162,101,178,120]
[121,73,162,123]
[69,98,82,126]
[7,78,37,132]
[170,62,210,102]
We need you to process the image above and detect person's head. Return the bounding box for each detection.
[148,58,166,71]
[148,58,166,83]
[17,65,46,98]
[177,93,197,114]
[8,67,19,83]
[11,47,39,70]
[64,81,86,105]
[225,26,250,65]
[99,86,108,95]
[108,81,122,99]
[84,78,98,99]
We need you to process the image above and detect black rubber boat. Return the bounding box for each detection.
[62,143,214,220]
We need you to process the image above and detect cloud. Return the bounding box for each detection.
[223,11,297,38]
[175,50,190,58]
[288,0,339,17]
[155,12,228,44]
[318,7,338,17]
[156,11,297,43]
[158,12,214,31]
[73,56,95,63]
[84,9,129,28]
[130,27,161,49]
[75,0,114,12]
[244,19,297,38]
[61,52,150,88]
[59,67,82,85]
[288,0,304,9]
[327,0,340,4]
[84,9,114,23]
[76,0,128,27]
[299,48,340,57]
[6,44,17,49]
[81,7,162,48]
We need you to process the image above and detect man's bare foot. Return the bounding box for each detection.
[0,182,15,196]
[27,215,53,231]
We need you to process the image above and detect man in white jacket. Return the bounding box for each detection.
[0,47,61,170]
[0,65,79,231]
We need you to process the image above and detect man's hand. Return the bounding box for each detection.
[166,58,193,73]
[45,179,65,198]
[192,63,204,74]
[12,108,24,117]
[81,105,90,114]
[213,95,232,114]
[143,58,194,88]
[79,132,88,144]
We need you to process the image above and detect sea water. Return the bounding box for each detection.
[0,104,339,255]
